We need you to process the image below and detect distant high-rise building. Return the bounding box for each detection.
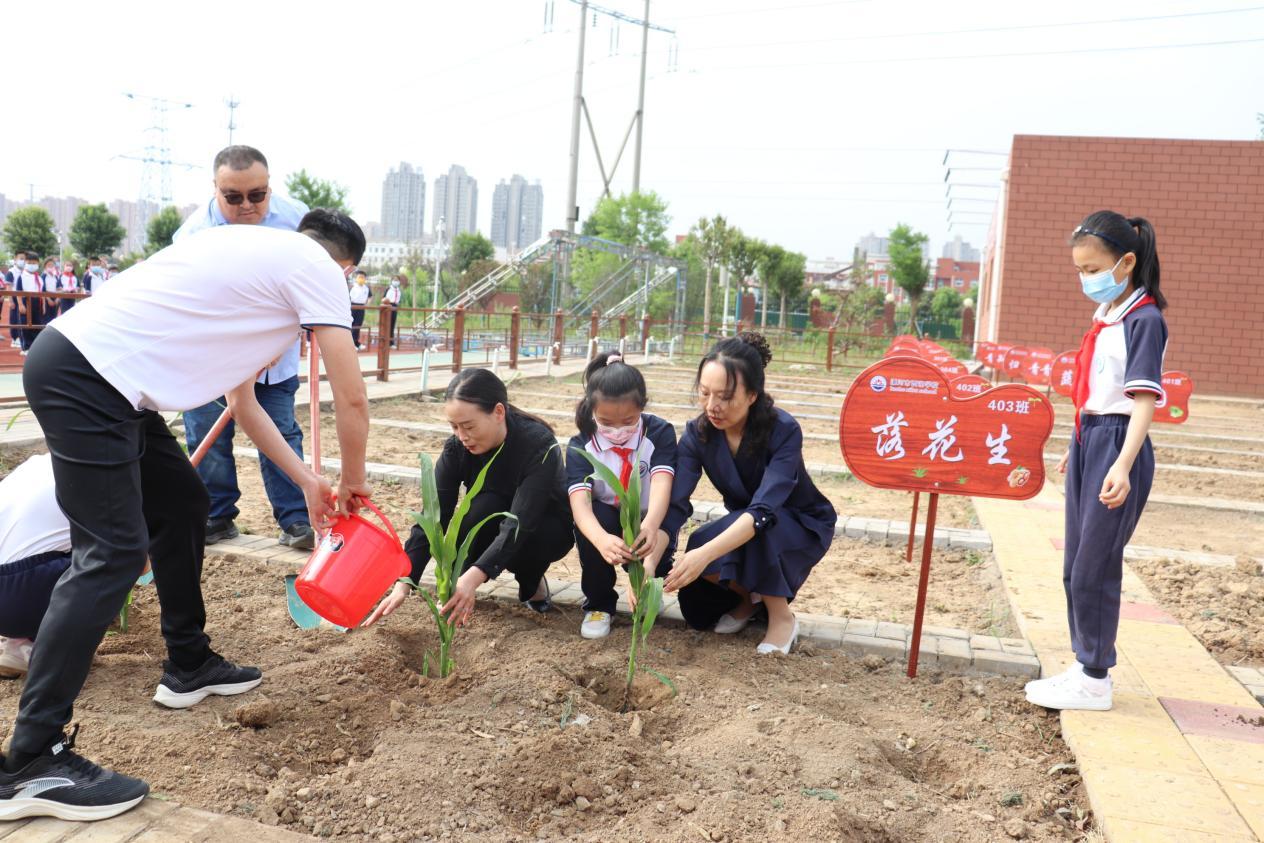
[856,232,889,257]
[380,162,425,242]
[432,165,478,239]
[942,234,980,262]
[490,175,544,253]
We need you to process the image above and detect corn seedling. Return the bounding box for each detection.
[409,445,516,678]
[567,445,666,712]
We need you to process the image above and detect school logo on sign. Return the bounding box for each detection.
[870,375,888,393]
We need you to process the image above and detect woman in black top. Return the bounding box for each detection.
[363,369,574,627]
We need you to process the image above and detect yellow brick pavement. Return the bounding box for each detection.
[974,482,1264,841]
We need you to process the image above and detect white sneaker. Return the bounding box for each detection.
[1026,671,1112,711]
[714,612,752,635]
[0,637,34,678]
[580,611,612,640]
[756,617,798,655]
[1024,662,1082,695]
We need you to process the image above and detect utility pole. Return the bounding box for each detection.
[630,0,650,195]
[564,0,588,233]
[120,93,195,234]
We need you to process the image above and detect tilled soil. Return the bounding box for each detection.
[1130,554,1264,668]
[0,550,1091,842]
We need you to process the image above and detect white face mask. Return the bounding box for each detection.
[595,418,640,446]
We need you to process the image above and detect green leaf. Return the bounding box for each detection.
[566,446,629,508]
[641,666,677,696]
[913,468,928,478]
[444,443,504,562]
[638,577,664,646]
[5,409,29,432]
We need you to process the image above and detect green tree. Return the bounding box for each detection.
[758,245,808,328]
[145,206,184,255]
[284,169,350,213]
[929,286,964,323]
[691,215,732,336]
[517,263,555,323]
[887,223,930,331]
[449,231,495,274]
[69,204,126,259]
[581,191,670,252]
[2,207,58,258]
[835,285,886,356]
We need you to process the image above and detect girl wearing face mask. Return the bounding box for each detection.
[363,369,574,628]
[1024,211,1169,713]
[660,333,836,655]
[348,270,370,349]
[566,352,677,640]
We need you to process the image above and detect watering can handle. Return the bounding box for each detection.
[357,499,405,549]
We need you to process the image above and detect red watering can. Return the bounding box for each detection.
[294,500,411,628]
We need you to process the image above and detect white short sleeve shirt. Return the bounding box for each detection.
[1084,288,1169,416]
[0,454,71,567]
[50,225,352,412]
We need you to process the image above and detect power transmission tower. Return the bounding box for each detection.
[119,92,197,234]
[563,0,676,234]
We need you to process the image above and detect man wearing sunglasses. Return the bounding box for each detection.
[174,145,317,552]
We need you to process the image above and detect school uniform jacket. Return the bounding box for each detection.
[1084,288,1168,416]
[662,407,837,595]
[565,413,677,512]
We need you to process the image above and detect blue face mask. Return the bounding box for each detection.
[1079,256,1129,304]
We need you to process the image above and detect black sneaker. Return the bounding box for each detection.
[278,522,316,551]
[0,726,148,821]
[521,578,552,614]
[153,653,262,710]
[204,517,239,545]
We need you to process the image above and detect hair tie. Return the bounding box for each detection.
[607,353,623,364]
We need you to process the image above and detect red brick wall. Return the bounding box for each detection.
[991,135,1264,398]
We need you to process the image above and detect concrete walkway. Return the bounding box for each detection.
[974,483,1264,841]
[0,797,315,842]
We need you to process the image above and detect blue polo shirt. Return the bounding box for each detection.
[173,192,310,383]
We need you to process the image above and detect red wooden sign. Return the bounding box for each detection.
[975,341,994,366]
[887,343,922,358]
[1004,346,1030,382]
[1050,350,1077,397]
[937,358,968,378]
[840,357,1055,500]
[1154,370,1194,424]
[991,343,1014,373]
[1025,347,1055,387]
[949,374,992,399]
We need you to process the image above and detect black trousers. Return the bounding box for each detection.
[351,308,365,346]
[18,300,43,351]
[413,490,574,601]
[14,328,211,755]
[577,500,674,614]
[385,304,398,345]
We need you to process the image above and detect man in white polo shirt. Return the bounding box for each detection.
[0,210,371,823]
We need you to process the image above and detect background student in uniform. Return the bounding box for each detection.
[382,275,402,348]
[3,251,25,348]
[1025,211,1168,713]
[364,368,574,628]
[0,210,371,823]
[660,333,837,655]
[349,269,370,349]
[566,352,676,640]
[58,259,79,314]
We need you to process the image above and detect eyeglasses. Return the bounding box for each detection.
[220,187,269,206]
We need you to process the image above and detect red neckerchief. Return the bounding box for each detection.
[611,447,635,490]
[1072,293,1154,440]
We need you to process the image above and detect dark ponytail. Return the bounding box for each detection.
[575,351,648,438]
[444,368,553,431]
[695,331,777,455]
[1070,210,1167,310]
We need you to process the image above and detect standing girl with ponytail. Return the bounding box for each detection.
[1025,211,1168,712]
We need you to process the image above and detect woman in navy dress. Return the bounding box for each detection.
[661,333,837,654]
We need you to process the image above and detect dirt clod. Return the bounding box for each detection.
[1004,818,1031,839]
[861,654,886,671]
[234,698,276,729]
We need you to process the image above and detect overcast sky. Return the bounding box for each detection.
[3,0,1261,260]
